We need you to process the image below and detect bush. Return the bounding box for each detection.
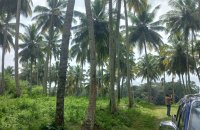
[31,86,43,97]
[4,75,29,97]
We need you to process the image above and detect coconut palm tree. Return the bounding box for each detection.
[137,54,161,100]
[15,0,22,97]
[72,0,109,67]
[43,30,61,94]
[19,24,43,92]
[55,0,75,127]
[137,54,161,81]
[66,65,85,96]
[82,0,97,129]
[124,0,134,108]
[72,1,109,100]
[129,5,164,101]
[108,0,117,113]
[0,13,14,95]
[0,0,32,96]
[15,0,33,97]
[33,0,67,94]
[158,44,172,85]
[162,0,200,91]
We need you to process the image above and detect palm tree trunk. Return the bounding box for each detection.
[82,0,97,129]
[0,46,6,95]
[185,35,191,93]
[43,53,49,95]
[30,59,33,95]
[117,72,121,104]
[36,64,39,85]
[116,0,122,104]
[98,64,101,97]
[181,74,186,94]
[185,74,189,94]
[101,63,104,97]
[75,78,79,96]
[49,55,52,95]
[43,22,53,95]
[55,0,75,127]
[15,0,21,97]
[80,61,84,94]
[0,19,8,95]
[144,41,151,101]
[124,0,133,108]
[109,0,117,113]
[121,76,125,98]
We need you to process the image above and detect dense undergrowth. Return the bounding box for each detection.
[0,96,177,130]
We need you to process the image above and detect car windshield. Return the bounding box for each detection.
[188,101,200,130]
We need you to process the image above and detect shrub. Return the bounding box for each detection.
[31,86,43,97]
[4,75,29,97]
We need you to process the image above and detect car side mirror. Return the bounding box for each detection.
[159,121,177,130]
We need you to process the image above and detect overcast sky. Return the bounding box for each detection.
[1,0,199,86]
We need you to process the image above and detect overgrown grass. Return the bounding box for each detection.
[0,96,177,130]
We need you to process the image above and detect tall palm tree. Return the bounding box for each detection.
[137,54,161,81]
[115,0,122,104]
[15,0,22,97]
[0,0,32,96]
[19,24,43,92]
[66,65,83,96]
[137,54,161,99]
[33,0,67,94]
[158,44,172,86]
[168,43,187,93]
[124,0,134,108]
[16,0,32,97]
[129,5,164,101]
[0,13,14,95]
[55,0,75,127]
[72,0,109,67]
[162,0,199,92]
[72,0,108,98]
[82,0,97,129]
[118,0,147,106]
[108,0,117,113]
[43,30,61,94]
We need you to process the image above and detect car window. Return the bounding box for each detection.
[188,101,200,130]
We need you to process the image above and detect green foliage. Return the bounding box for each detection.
[3,75,29,97]
[0,96,176,130]
[4,74,15,95]
[31,85,44,97]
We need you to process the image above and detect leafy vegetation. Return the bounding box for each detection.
[0,96,177,130]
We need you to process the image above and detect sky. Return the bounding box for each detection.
[0,0,199,86]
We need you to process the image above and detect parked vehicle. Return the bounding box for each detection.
[159,94,200,130]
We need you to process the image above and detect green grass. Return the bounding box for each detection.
[0,96,177,130]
